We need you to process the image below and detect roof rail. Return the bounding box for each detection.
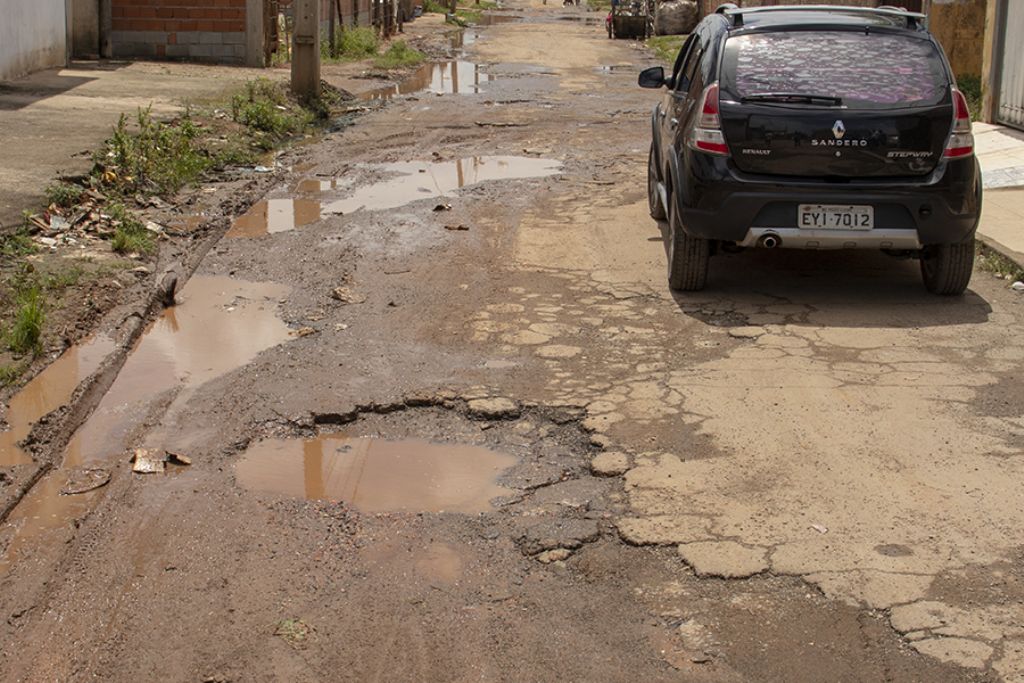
[724,5,925,30]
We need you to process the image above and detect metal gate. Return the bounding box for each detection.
[996,0,1024,128]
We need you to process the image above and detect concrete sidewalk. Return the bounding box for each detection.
[976,123,1024,267]
[0,60,275,229]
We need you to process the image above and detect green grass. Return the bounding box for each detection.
[958,74,982,122]
[976,242,1024,282]
[44,182,85,209]
[321,27,380,62]
[96,106,210,197]
[373,41,425,69]
[7,287,45,357]
[107,203,156,255]
[0,362,26,387]
[647,35,686,64]
[424,0,449,13]
[1,227,37,258]
[231,79,314,138]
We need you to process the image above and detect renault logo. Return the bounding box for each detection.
[832,120,846,140]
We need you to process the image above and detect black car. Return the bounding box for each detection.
[639,4,981,294]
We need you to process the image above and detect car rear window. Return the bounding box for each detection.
[721,31,948,109]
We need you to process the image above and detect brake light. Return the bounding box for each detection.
[688,83,730,157]
[944,88,974,159]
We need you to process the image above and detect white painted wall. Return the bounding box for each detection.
[0,0,68,81]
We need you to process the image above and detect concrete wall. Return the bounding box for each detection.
[72,0,102,58]
[109,0,251,64]
[0,0,68,81]
[928,0,987,78]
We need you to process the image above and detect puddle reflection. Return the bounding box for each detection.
[359,60,493,101]
[236,436,517,513]
[0,335,113,466]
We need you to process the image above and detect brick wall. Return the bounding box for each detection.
[110,0,249,63]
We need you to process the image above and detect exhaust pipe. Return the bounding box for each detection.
[758,233,782,249]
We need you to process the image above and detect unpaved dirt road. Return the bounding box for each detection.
[2,4,1023,682]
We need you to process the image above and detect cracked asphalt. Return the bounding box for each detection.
[2,2,1023,681]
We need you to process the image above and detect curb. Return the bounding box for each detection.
[976,231,1024,273]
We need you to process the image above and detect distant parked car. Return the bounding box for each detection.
[639,4,982,294]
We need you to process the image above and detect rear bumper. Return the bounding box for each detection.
[676,153,981,247]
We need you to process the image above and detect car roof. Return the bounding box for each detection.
[718,5,927,33]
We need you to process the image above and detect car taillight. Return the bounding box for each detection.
[688,83,730,157]
[944,88,974,159]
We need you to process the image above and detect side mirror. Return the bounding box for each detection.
[638,66,666,89]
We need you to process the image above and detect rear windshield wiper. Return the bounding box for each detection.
[741,93,843,106]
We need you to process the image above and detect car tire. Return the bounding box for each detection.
[667,195,709,291]
[648,145,666,220]
[920,240,974,295]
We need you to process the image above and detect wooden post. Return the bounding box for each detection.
[329,0,337,57]
[291,0,321,100]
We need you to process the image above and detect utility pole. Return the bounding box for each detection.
[329,0,337,58]
[291,0,321,101]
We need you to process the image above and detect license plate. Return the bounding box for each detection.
[798,204,874,230]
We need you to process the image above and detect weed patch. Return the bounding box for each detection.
[96,106,210,197]
[977,242,1024,282]
[373,41,425,69]
[322,27,379,62]
[45,182,85,209]
[7,287,45,357]
[231,79,314,139]
[107,203,156,255]
[958,74,982,122]
[647,35,685,64]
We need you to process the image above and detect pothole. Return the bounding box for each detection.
[358,59,494,101]
[235,436,518,513]
[0,275,291,573]
[65,274,291,467]
[227,156,562,236]
[321,156,562,215]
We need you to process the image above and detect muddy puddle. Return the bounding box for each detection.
[0,335,114,467]
[64,275,291,467]
[226,199,322,238]
[0,275,292,573]
[235,436,517,513]
[323,156,562,215]
[475,13,522,25]
[0,470,104,573]
[359,60,493,101]
[229,156,561,235]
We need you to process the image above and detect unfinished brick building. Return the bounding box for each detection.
[109,0,253,63]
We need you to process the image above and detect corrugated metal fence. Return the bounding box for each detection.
[995,0,1024,128]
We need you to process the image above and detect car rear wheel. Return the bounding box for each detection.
[648,145,666,220]
[667,196,709,291]
[920,240,974,295]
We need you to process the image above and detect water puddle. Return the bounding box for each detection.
[358,60,493,101]
[0,470,102,573]
[235,436,517,513]
[0,275,291,573]
[475,13,522,25]
[0,335,114,467]
[227,156,561,236]
[322,156,562,215]
[64,275,291,467]
[226,199,322,238]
